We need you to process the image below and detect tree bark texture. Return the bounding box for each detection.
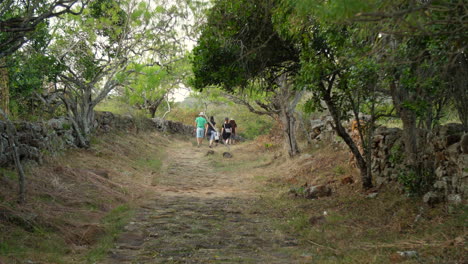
[148,96,165,118]
[279,107,299,157]
[390,81,419,168]
[60,84,95,148]
[321,80,372,189]
[0,58,9,115]
[0,108,26,203]
[276,74,302,157]
[450,53,468,132]
[297,111,312,145]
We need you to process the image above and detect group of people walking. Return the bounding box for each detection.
[195,112,237,148]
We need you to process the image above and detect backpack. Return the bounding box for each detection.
[224,123,232,133]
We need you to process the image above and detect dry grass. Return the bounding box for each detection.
[211,140,464,262]
[249,143,467,264]
[0,131,173,263]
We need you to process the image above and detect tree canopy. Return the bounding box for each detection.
[190,0,467,189]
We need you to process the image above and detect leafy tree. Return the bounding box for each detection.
[283,0,466,191]
[6,25,65,118]
[191,0,303,156]
[124,57,192,118]
[340,0,465,166]
[124,64,169,118]
[306,0,467,131]
[46,0,193,147]
[297,23,376,188]
[0,0,86,59]
[0,0,85,203]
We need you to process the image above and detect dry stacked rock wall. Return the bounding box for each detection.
[308,117,467,204]
[0,112,194,167]
[151,117,195,135]
[372,124,467,204]
[0,117,75,167]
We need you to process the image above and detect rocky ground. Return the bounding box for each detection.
[103,141,310,264]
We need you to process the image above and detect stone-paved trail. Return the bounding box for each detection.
[104,141,307,263]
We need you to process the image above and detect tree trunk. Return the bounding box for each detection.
[297,111,312,145]
[323,92,372,189]
[400,109,418,167]
[62,90,95,148]
[279,107,300,157]
[0,58,9,115]
[451,53,468,132]
[148,96,165,118]
[365,91,377,190]
[276,74,301,157]
[150,107,157,118]
[390,81,419,167]
[0,108,26,204]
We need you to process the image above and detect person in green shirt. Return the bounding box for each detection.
[194,112,208,147]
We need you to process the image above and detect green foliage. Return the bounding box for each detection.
[0,225,68,263]
[190,38,248,90]
[86,0,128,42]
[125,64,168,105]
[289,0,377,22]
[296,21,370,121]
[398,168,435,196]
[5,20,65,118]
[85,204,134,263]
[119,56,193,117]
[191,0,299,92]
[8,51,63,96]
[388,142,404,165]
[238,113,273,139]
[0,168,17,181]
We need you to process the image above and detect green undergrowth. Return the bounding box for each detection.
[84,204,135,263]
[252,178,467,263]
[0,167,17,181]
[0,225,68,264]
[0,204,135,264]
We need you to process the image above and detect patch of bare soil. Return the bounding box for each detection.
[103,141,310,263]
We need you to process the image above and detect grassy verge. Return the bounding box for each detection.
[0,204,134,264]
[0,131,170,263]
[0,224,69,264]
[252,175,467,263]
[83,204,135,263]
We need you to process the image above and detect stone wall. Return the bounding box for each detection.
[372,124,467,205]
[0,112,194,167]
[308,117,467,204]
[151,117,195,136]
[0,117,75,167]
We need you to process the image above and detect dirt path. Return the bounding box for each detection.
[103,140,308,263]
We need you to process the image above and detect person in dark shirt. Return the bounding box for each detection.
[221,117,232,145]
[229,119,237,144]
[205,116,218,148]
